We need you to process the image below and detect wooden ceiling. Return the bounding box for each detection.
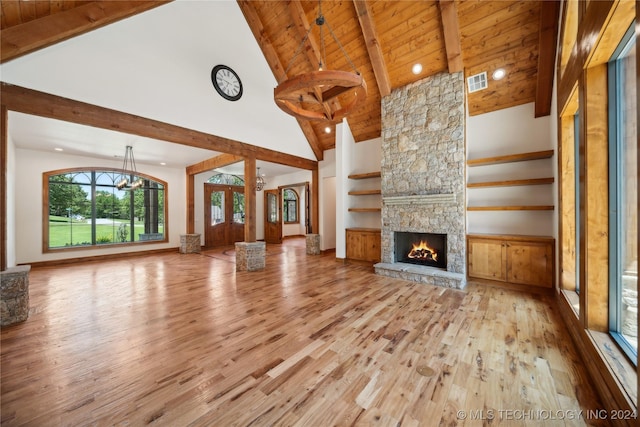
[0,0,559,160]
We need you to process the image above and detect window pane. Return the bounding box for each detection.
[617,41,637,354]
[268,193,278,223]
[211,191,225,225]
[609,30,637,361]
[233,191,245,224]
[48,173,92,248]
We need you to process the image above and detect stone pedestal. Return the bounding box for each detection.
[1,265,31,326]
[180,234,201,254]
[235,241,266,271]
[306,234,321,255]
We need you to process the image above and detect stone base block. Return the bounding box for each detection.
[1,265,31,326]
[180,234,201,254]
[235,241,266,272]
[306,234,321,255]
[374,262,466,290]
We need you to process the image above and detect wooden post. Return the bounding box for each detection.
[186,173,195,234]
[311,167,319,234]
[244,157,257,242]
[1,105,7,271]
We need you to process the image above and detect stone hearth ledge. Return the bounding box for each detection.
[374,262,466,290]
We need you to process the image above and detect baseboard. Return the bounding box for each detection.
[22,247,180,269]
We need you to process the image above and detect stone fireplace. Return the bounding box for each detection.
[374,72,466,289]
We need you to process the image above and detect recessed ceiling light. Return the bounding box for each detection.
[54,147,63,151]
[492,68,506,80]
[412,63,423,75]
[324,127,331,134]
[160,162,166,166]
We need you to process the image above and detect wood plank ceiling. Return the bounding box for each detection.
[0,0,559,160]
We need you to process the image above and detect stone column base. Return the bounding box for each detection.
[306,234,321,255]
[1,265,31,326]
[235,241,266,271]
[180,234,201,253]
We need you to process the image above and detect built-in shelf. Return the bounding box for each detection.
[467,205,554,211]
[467,150,554,167]
[348,208,382,213]
[348,171,381,180]
[348,189,382,195]
[467,177,555,188]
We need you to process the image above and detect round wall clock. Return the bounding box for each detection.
[211,64,243,101]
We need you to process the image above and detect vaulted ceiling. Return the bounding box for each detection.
[1,0,559,163]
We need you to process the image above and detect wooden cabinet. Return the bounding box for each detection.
[346,228,381,263]
[467,234,554,288]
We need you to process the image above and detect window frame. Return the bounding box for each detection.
[43,167,168,252]
[607,24,637,365]
[282,188,299,224]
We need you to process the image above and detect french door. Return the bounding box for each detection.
[264,188,282,244]
[204,183,245,247]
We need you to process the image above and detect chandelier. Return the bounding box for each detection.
[116,145,143,190]
[256,167,266,191]
[274,1,367,122]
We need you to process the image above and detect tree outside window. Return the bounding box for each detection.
[45,169,166,249]
[283,188,298,224]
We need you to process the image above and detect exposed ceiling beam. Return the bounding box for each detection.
[186,153,244,176]
[0,1,170,64]
[237,0,324,161]
[353,1,390,97]
[0,83,317,171]
[438,0,463,74]
[534,0,560,118]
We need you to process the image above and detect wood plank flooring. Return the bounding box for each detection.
[1,238,606,426]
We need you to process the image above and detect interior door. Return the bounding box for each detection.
[204,183,245,247]
[264,189,282,244]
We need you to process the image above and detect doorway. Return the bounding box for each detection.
[264,188,282,244]
[204,183,245,247]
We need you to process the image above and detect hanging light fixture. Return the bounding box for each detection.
[274,0,367,122]
[116,145,143,190]
[256,167,266,191]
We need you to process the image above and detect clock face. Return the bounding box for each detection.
[211,65,243,101]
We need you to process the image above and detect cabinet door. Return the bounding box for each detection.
[506,242,553,287]
[468,238,507,281]
[346,230,364,260]
[362,232,381,262]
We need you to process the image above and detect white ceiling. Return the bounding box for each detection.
[0,0,318,176]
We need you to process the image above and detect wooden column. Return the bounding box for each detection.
[580,64,609,332]
[186,173,195,234]
[244,157,257,243]
[1,105,6,271]
[310,167,319,234]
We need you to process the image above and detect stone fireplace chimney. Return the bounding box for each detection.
[375,72,466,289]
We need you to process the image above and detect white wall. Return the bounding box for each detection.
[6,134,16,268]
[13,148,186,264]
[335,119,382,258]
[319,149,336,251]
[466,102,556,237]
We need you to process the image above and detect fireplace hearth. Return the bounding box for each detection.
[395,232,446,269]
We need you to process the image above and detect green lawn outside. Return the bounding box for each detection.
[49,219,163,247]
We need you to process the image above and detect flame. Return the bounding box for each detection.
[408,240,438,261]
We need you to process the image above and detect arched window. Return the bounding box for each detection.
[44,168,167,250]
[207,173,244,186]
[283,188,299,223]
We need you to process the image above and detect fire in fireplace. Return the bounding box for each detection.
[395,232,447,269]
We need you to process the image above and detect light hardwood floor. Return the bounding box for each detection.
[1,238,606,426]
